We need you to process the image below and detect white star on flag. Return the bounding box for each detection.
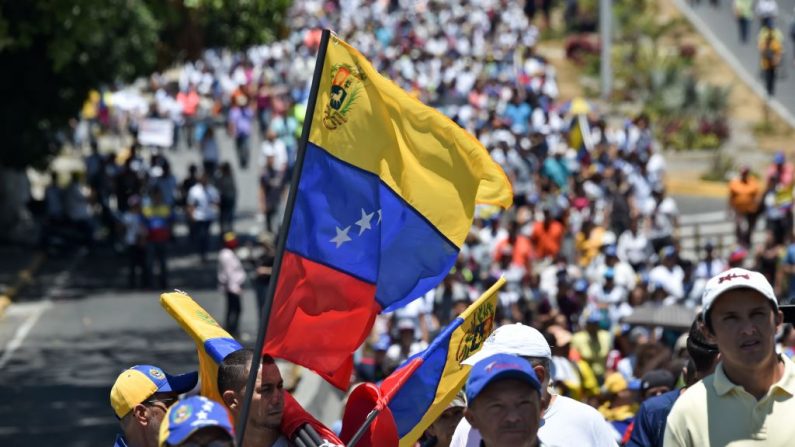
[355,209,375,235]
[330,226,352,248]
[377,209,382,224]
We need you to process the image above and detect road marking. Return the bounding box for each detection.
[0,300,52,369]
[0,251,84,370]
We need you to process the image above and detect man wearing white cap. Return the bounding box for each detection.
[664,268,795,446]
[450,323,618,447]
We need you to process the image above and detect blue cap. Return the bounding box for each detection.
[662,246,677,258]
[373,334,391,351]
[574,279,589,292]
[605,245,618,257]
[465,354,541,403]
[129,365,198,393]
[604,267,616,279]
[160,396,234,446]
[775,151,785,164]
[111,365,199,419]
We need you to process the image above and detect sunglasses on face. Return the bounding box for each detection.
[143,396,179,409]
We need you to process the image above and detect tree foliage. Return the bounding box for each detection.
[0,0,290,170]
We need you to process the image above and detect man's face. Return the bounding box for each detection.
[708,289,781,369]
[139,392,179,443]
[465,379,540,447]
[248,362,284,430]
[426,406,464,447]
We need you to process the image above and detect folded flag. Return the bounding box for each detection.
[264,30,512,391]
[161,292,243,403]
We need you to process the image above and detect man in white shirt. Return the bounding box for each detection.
[649,246,685,301]
[450,324,618,447]
[187,172,219,262]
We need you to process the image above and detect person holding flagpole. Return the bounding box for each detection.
[218,349,343,447]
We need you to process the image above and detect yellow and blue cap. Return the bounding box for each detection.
[159,396,234,447]
[110,365,198,419]
[465,353,541,404]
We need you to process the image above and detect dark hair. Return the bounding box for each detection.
[218,349,254,394]
[687,319,719,373]
[217,350,277,395]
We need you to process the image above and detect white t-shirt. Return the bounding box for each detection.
[649,264,685,299]
[450,395,618,447]
[187,183,219,222]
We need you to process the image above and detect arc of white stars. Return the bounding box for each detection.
[330,226,352,248]
[355,208,375,235]
[329,209,383,249]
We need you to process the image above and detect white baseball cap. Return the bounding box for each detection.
[462,323,551,366]
[702,268,778,317]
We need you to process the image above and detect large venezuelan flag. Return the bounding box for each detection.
[382,278,502,446]
[161,292,243,403]
[264,32,512,390]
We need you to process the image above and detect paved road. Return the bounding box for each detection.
[686,0,795,121]
[0,129,344,446]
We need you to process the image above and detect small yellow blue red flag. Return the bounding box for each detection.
[380,277,503,446]
[161,292,242,403]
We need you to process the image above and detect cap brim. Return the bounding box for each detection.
[169,420,234,445]
[707,284,778,314]
[161,371,199,394]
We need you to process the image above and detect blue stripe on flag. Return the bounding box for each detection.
[387,317,465,437]
[287,143,459,310]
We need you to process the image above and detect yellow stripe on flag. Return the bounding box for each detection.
[308,35,512,246]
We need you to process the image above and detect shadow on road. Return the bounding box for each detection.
[0,328,198,446]
[16,239,226,302]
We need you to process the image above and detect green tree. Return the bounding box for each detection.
[0,0,290,170]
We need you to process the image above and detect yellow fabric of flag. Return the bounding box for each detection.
[160,292,242,403]
[308,34,512,246]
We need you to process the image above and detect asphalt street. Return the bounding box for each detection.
[687,0,795,120]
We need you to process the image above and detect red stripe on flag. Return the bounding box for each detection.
[264,251,380,390]
[379,357,425,404]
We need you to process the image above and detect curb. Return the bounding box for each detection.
[671,0,795,130]
[0,252,46,319]
[666,177,727,199]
